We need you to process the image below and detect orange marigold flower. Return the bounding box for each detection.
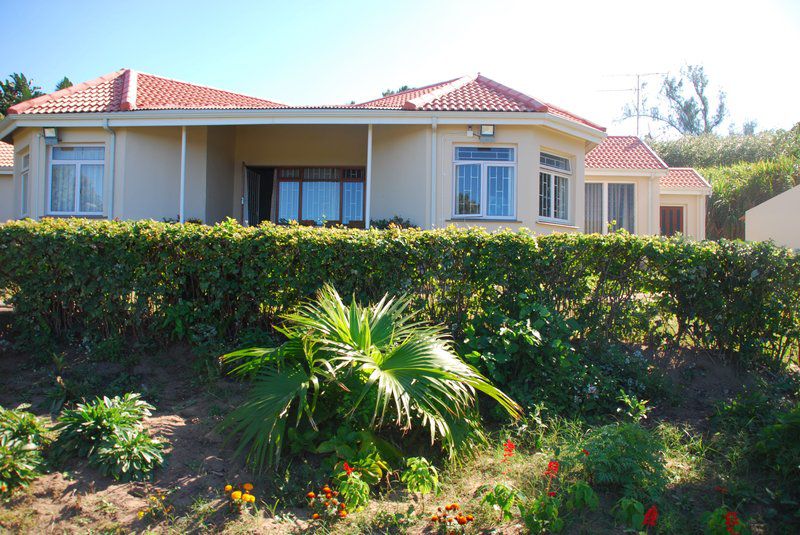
[243,483,254,491]
[457,516,467,525]
[224,484,233,493]
[312,513,320,520]
[230,490,242,500]
[466,514,474,521]
[431,515,438,522]
[306,491,316,499]
[339,510,348,518]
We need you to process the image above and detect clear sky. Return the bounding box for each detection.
[2,0,798,136]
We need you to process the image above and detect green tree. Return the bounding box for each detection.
[625,65,727,135]
[0,73,43,117]
[381,85,410,97]
[55,77,73,91]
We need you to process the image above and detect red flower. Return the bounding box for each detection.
[714,485,728,494]
[343,462,355,476]
[548,491,556,497]
[642,505,658,527]
[544,460,560,478]
[582,448,589,456]
[725,511,740,534]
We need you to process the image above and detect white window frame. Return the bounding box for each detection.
[19,150,30,217]
[452,145,517,220]
[584,181,637,234]
[46,145,105,216]
[538,151,573,224]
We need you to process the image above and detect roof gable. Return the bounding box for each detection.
[660,167,711,191]
[585,136,668,170]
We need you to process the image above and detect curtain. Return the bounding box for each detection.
[585,183,603,233]
[278,182,299,221]
[50,164,76,212]
[302,182,340,224]
[608,183,635,232]
[342,182,363,224]
[539,173,551,217]
[487,166,513,216]
[79,164,104,213]
[456,164,481,215]
[554,175,569,220]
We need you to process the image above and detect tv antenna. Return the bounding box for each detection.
[599,72,667,136]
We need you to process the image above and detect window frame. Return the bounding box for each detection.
[451,145,517,220]
[19,150,30,217]
[583,181,638,234]
[46,144,106,216]
[538,151,573,224]
[275,166,366,227]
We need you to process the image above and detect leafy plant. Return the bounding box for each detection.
[0,404,49,447]
[582,423,667,500]
[0,435,42,498]
[220,285,520,470]
[519,494,564,534]
[565,481,599,511]
[400,456,440,498]
[91,428,164,481]
[613,497,645,530]
[702,507,751,535]
[617,389,651,423]
[337,471,370,512]
[53,393,155,459]
[479,482,524,521]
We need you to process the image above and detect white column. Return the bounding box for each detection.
[430,119,438,229]
[179,126,187,223]
[365,124,373,229]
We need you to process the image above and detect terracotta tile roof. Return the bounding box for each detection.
[356,74,605,131]
[661,167,712,191]
[585,135,668,170]
[7,69,285,114]
[0,141,12,169]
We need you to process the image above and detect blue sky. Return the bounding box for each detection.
[3,0,799,136]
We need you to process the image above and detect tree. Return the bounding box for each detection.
[0,73,43,117]
[624,65,727,135]
[382,85,410,97]
[55,77,73,91]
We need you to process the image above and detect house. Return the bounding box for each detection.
[745,185,800,249]
[0,142,14,223]
[0,69,709,238]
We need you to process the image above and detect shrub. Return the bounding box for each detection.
[755,404,800,485]
[53,393,164,480]
[220,285,520,470]
[581,423,667,500]
[400,456,441,498]
[0,404,49,446]
[0,436,42,498]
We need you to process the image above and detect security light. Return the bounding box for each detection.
[480,125,495,137]
[43,128,59,145]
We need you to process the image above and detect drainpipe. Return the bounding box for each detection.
[179,126,187,223]
[102,119,116,219]
[430,117,438,229]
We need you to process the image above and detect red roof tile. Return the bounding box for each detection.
[585,136,668,170]
[0,141,12,168]
[661,167,711,191]
[7,70,285,114]
[354,79,459,109]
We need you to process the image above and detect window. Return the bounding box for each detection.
[538,152,572,222]
[583,182,636,234]
[20,152,30,216]
[48,146,104,215]
[276,167,365,226]
[453,147,515,218]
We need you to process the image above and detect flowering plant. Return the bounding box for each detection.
[223,482,256,512]
[430,503,474,533]
[702,507,751,534]
[307,484,348,522]
[137,491,173,521]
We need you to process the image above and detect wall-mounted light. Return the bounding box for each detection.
[43,127,59,145]
[480,125,495,137]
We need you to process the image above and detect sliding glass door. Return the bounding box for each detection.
[584,182,636,234]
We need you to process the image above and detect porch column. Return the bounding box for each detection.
[179,126,187,223]
[365,124,373,229]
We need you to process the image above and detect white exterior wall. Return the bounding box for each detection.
[745,185,800,249]
[0,171,13,222]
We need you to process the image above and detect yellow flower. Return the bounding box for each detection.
[243,483,254,491]
[242,493,252,502]
[224,484,233,493]
[231,490,242,500]
[138,511,145,519]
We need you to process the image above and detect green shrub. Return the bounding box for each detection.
[0,436,42,498]
[0,404,49,446]
[53,393,164,480]
[0,219,797,367]
[219,285,520,471]
[581,423,667,500]
[755,404,800,484]
[400,456,441,497]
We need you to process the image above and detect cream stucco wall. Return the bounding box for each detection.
[745,185,800,249]
[0,172,13,223]
[584,173,660,235]
[205,126,236,224]
[434,125,586,233]
[659,192,706,240]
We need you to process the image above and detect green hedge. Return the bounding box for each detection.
[0,219,797,366]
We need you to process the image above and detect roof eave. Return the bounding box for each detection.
[586,167,668,177]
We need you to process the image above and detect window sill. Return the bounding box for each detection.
[537,219,579,230]
[447,218,523,223]
[43,214,107,220]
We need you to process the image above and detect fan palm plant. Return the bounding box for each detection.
[220,284,521,471]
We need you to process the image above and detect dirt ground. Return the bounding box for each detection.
[0,339,771,534]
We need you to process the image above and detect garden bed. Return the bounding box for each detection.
[0,342,792,534]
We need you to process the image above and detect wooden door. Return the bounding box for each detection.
[660,206,684,236]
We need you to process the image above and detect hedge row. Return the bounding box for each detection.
[0,219,798,366]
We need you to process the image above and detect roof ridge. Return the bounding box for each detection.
[638,137,669,169]
[543,101,607,132]
[473,74,548,112]
[134,70,286,107]
[120,69,137,111]
[7,70,126,115]
[403,75,476,110]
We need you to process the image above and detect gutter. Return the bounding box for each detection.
[102,119,116,219]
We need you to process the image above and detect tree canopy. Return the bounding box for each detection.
[0,73,43,117]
